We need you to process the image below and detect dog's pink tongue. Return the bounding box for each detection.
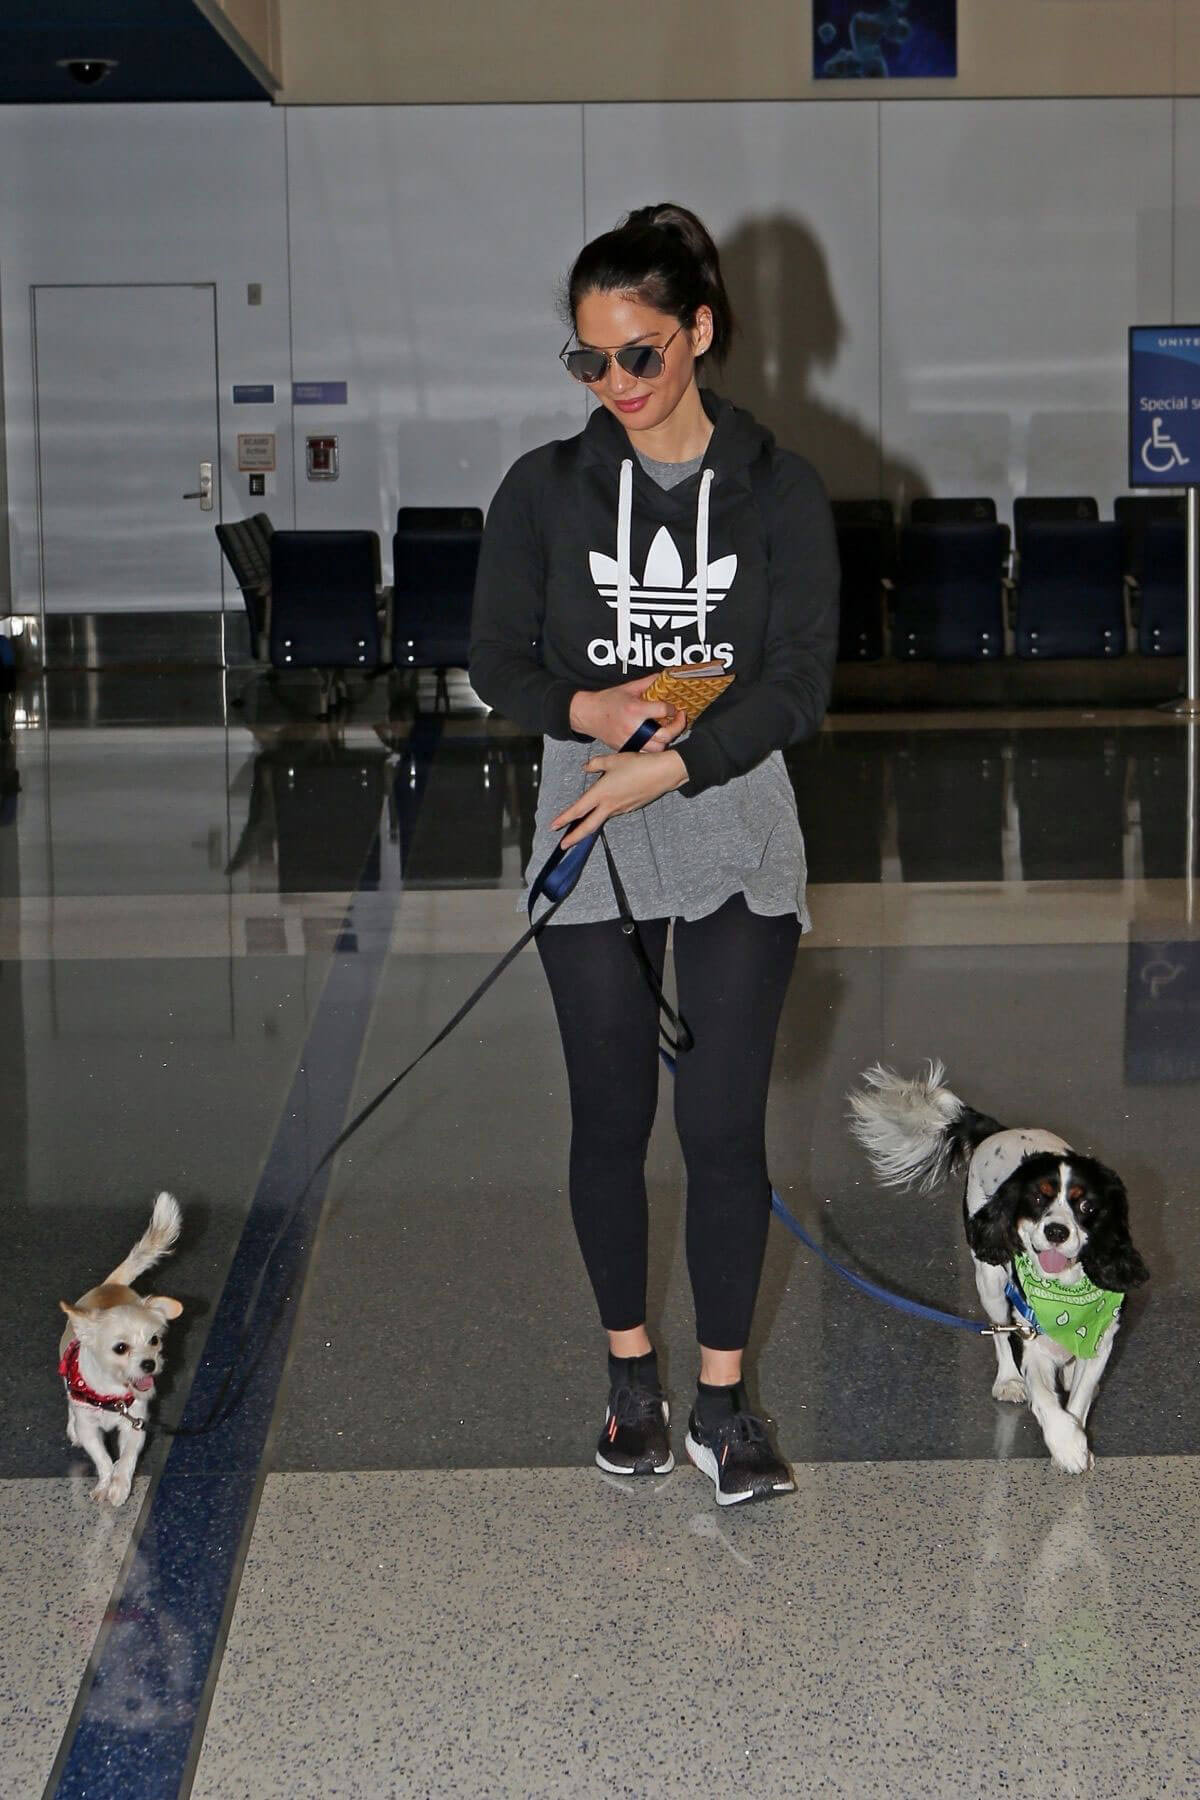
[1038,1248,1072,1276]
[131,1375,155,1392]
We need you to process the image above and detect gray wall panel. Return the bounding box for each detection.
[582,103,882,498]
[879,100,1174,519]
[285,106,585,572]
[1173,100,1200,327]
[0,104,292,617]
[1,97,1192,638]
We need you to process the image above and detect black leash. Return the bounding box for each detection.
[165,719,684,1437]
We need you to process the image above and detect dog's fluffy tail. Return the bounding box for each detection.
[105,1191,182,1288]
[847,1063,1004,1193]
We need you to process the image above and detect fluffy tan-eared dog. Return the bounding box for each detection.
[59,1192,182,1506]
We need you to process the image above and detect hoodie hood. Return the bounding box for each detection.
[580,392,775,671]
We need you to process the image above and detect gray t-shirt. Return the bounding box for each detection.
[633,446,705,490]
[528,450,810,928]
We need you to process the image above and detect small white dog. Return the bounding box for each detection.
[848,1065,1148,1474]
[59,1192,182,1506]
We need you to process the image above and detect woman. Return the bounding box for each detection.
[470,203,838,1506]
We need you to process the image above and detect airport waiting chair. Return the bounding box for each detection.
[268,530,383,711]
[1136,518,1187,655]
[215,513,275,656]
[391,508,482,679]
[1114,494,1185,586]
[1012,496,1099,583]
[831,501,894,661]
[910,496,996,524]
[395,506,483,535]
[911,497,1010,565]
[1013,495,1100,539]
[891,523,1008,660]
[1013,521,1127,659]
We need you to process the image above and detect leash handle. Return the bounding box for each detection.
[527,714,661,911]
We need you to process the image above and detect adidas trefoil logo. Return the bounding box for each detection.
[589,527,738,633]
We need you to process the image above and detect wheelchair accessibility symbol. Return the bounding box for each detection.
[1141,415,1192,475]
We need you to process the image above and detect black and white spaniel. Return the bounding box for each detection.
[848,1063,1148,1473]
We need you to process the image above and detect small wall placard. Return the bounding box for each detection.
[237,432,277,472]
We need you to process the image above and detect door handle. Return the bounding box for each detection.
[182,461,214,511]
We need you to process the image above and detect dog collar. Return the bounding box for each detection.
[58,1338,143,1423]
[1008,1254,1123,1359]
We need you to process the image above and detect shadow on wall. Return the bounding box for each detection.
[717,212,929,507]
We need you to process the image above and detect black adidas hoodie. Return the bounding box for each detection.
[469,391,839,795]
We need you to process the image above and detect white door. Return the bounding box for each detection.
[34,283,223,615]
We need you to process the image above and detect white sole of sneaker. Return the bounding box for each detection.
[684,1431,795,1507]
[595,1448,675,1476]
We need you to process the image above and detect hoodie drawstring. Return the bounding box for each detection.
[617,458,633,674]
[695,467,714,652]
[616,458,715,673]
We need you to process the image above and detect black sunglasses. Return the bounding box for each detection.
[559,324,685,385]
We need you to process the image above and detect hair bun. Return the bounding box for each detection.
[566,201,735,366]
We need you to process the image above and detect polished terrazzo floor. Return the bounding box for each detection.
[5,668,1199,1798]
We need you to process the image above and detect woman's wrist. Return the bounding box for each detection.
[568,688,595,734]
[657,749,688,792]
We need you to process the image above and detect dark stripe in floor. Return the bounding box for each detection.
[43,724,450,1799]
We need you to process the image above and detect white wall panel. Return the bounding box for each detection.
[1172,100,1200,325]
[0,104,290,615]
[582,104,881,498]
[879,100,1174,518]
[285,107,585,570]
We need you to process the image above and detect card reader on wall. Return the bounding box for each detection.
[306,436,339,480]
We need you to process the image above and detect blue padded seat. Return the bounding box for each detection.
[268,530,382,670]
[1014,521,1126,659]
[892,523,1008,661]
[1137,519,1187,656]
[392,513,482,670]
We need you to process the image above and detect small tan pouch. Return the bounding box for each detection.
[641,661,735,725]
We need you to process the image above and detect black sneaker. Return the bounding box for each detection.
[595,1380,674,1476]
[685,1406,795,1506]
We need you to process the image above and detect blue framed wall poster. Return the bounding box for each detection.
[813,1,957,80]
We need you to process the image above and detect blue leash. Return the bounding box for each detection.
[186,709,1004,1437]
[533,718,1008,1342]
[655,1048,1000,1337]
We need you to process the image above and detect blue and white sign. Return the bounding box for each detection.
[232,383,275,405]
[1129,326,1200,486]
[293,381,348,406]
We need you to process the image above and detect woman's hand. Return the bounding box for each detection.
[569,675,687,752]
[552,750,688,849]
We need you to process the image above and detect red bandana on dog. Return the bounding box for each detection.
[59,1339,136,1415]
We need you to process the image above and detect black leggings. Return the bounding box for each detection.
[537,895,800,1351]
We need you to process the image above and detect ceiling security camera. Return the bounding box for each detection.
[57,59,119,86]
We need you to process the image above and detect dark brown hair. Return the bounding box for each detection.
[565,203,734,365]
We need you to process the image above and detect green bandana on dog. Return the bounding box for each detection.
[1013,1253,1123,1359]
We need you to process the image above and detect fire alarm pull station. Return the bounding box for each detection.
[306,435,339,481]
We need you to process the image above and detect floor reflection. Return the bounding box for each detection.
[227,727,388,894]
[8,678,1200,896]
